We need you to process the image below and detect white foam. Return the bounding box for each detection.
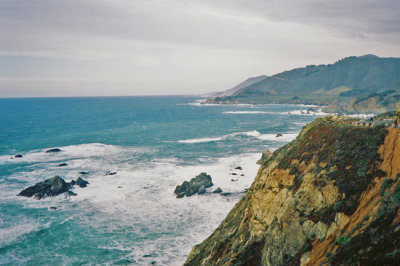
[0,143,155,165]
[178,137,224,144]
[178,130,299,144]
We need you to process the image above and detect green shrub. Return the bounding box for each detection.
[380,178,394,196]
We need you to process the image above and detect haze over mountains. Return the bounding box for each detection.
[205,55,400,113]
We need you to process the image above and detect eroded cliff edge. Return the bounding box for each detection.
[185,116,400,265]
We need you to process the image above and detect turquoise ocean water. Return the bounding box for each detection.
[0,96,324,265]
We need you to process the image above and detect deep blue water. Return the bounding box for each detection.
[0,96,323,265]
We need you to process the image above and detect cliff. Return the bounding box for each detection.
[185,116,400,265]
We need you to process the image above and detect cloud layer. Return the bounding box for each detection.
[1,0,399,97]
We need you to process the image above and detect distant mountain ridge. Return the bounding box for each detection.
[214,75,268,97]
[204,55,400,113]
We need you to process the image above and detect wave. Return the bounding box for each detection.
[0,143,155,165]
[178,130,299,144]
[224,109,327,116]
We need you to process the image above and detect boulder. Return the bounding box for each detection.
[276,133,283,137]
[79,171,89,175]
[234,166,242,170]
[15,154,23,158]
[58,163,68,167]
[174,172,213,198]
[45,148,62,153]
[17,176,69,199]
[106,171,117,176]
[76,177,89,188]
[213,187,223,193]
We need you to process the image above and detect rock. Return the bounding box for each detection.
[76,177,89,188]
[79,171,89,175]
[17,176,69,199]
[65,191,77,197]
[231,179,238,182]
[174,172,213,198]
[221,192,231,196]
[49,206,57,210]
[118,186,122,188]
[15,154,23,158]
[257,149,273,164]
[45,148,62,153]
[213,187,223,193]
[234,166,242,170]
[69,180,76,186]
[241,174,245,176]
[106,171,117,176]
[58,163,68,167]
[198,185,206,195]
[276,133,283,137]
[231,173,237,175]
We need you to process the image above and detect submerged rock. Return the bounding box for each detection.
[106,171,117,176]
[76,177,89,188]
[174,172,213,198]
[18,176,69,199]
[15,154,23,158]
[45,148,62,153]
[234,166,242,170]
[58,163,68,167]
[276,133,283,137]
[213,187,223,193]
[79,171,89,175]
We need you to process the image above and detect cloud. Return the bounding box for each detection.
[0,0,399,97]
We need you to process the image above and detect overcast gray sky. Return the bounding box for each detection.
[1,0,399,97]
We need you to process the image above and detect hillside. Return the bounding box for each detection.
[213,75,268,97]
[204,55,400,113]
[185,112,400,265]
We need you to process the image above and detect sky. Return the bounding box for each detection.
[1,0,399,97]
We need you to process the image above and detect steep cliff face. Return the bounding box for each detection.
[185,117,400,265]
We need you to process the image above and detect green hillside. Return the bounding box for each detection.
[205,55,400,113]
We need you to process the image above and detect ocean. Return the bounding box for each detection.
[0,96,324,265]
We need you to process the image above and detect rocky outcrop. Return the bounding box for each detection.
[185,116,400,265]
[18,176,69,199]
[257,150,273,165]
[174,172,213,198]
[18,176,89,200]
[45,148,62,153]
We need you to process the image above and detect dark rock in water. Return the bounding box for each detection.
[106,171,117,176]
[231,179,238,182]
[69,180,76,186]
[15,154,23,158]
[118,186,122,188]
[45,148,62,153]
[198,185,206,195]
[221,192,232,196]
[49,206,57,210]
[174,172,213,198]
[213,187,223,193]
[231,173,237,175]
[79,171,88,175]
[58,163,68,167]
[234,166,242,170]
[65,191,77,197]
[276,133,283,137]
[17,176,69,199]
[76,177,89,188]
[241,174,245,176]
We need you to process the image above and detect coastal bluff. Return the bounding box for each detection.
[185,115,400,265]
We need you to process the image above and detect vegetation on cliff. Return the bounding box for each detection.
[185,116,400,265]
